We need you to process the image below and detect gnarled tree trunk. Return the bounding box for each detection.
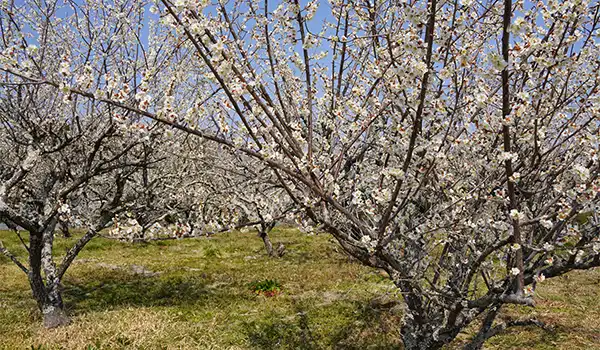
[259,229,274,256]
[28,225,70,328]
[258,221,284,257]
[400,324,445,350]
[40,285,69,328]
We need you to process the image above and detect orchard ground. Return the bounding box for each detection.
[1,228,599,349]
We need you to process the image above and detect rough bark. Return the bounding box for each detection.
[60,221,71,238]
[41,286,70,328]
[259,229,274,256]
[258,221,283,257]
[463,305,501,350]
[28,230,48,309]
[400,323,445,350]
[42,305,70,328]
[28,226,71,328]
[464,317,550,350]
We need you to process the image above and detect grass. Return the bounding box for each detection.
[0,228,599,349]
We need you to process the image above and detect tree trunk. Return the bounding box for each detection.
[400,324,445,350]
[29,225,70,328]
[41,288,69,328]
[259,229,274,256]
[29,255,70,328]
[258,221,282,257]
[60,221,71,238]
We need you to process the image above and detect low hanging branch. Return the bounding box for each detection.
[1,0,599,348]
[0,240,29,274]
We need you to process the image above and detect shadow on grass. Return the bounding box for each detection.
[0,256,11,265]
[330,302,403,350]
[61,270,246,313]
[241,301,402,350]
[243,308,319,350]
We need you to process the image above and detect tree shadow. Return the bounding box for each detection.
[61,269,246,314]
[242,307,320,350]
[0,255,10,265]
[329,301,403,349]
[241,301,402,350]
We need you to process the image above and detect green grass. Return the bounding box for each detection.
[0,228,599,349]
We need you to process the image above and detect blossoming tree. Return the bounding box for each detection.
[0,0,173,328]
[108,139,293,257]
[0,80,159,327]
[2,0,600,348]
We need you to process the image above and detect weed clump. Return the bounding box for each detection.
[249,279,282,297]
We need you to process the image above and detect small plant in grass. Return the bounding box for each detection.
[249,279,282,297]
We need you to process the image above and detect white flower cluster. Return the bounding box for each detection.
[136,80,152,112]
[360,235,376,254]
[58,203,71,222]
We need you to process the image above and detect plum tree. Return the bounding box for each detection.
[2,0,599,348]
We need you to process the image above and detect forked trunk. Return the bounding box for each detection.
[400,324,445,350]
[29,226,70,328]
[30,272,70,328]
[258,221,282,257]
[259,229,274,256]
